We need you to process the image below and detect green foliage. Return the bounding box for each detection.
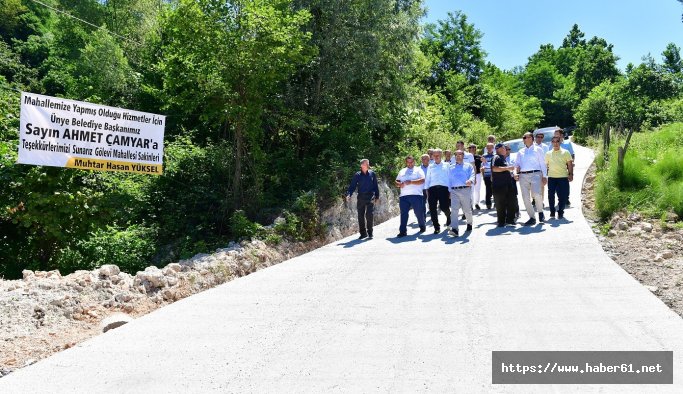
[595,123,683,220]
[230,210,263,240]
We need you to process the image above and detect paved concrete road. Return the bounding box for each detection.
[3,145,683,393]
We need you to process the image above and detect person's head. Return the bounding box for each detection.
[454,150,464,164]
[421,153,430,166]
[523,132,533,147]
[495,143,505,156]
[405,155,415,168]
[504,144,512,157]
[486,142,494,153]
[487,135,496,144]
[468,144,477,155]
[554,128,564,139]
[360,158,369,172]
[433,148,443,163]
[427,149,434,159]
[534,133,544,145]
[551,136,562,150]
[444,149,452,161]
[456,140,465,150]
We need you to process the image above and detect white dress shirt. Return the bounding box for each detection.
[425,161,450,188]
[396,167,425,197]
[516,144,548,177]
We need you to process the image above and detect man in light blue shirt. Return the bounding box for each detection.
[425,148,451,233]
[448,150,475,237]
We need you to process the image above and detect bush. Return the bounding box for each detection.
[230,210,263,240]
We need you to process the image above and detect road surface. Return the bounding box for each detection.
[2,145,683,393]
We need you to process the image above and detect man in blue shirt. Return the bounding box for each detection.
[554,128,575,207]
[420,154,430,222]
[346,159,380,239]
[448,150,475,236]
[425,149,451,234]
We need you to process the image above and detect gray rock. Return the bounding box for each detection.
[641,223,653,232]
[661,251,674,260]
[617,221,628,231]
[645,285,658,293]
[98,265,120,279]
[135,267,166,289]
[101,313,133,333]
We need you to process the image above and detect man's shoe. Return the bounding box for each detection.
[549,211,556,218]
[397,232,407,238]
[358,234,367,240]
[419,226,426,233]
[539,212,545,223]
[566,200,571,207]
[450,227,459,236]
[461,214,466,220]
[466,224,472,232]
[475,204,481,210]
[486,205,492,210]
[505,221,516,227]
[433,227,440,234]
[524,218,537,226]
[558,212,564,219]
[497,222,505,227]
[367,233,373,239]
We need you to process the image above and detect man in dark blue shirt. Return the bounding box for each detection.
[346,159,380,239]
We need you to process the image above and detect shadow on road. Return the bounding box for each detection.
[547,218,573,228]
[337,238,370,248]
[387,233,422,243]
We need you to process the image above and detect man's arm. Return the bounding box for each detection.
[567,157,574,181]
[538,148,548,178]
[346,173,358,196]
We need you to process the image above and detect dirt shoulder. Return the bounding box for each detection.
[582,161,683,317]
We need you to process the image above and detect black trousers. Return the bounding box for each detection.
[548,177,570,214]
[483,176,493,208]
[428,185,450,228]
[356,193,374,236]
[493,185,517,225]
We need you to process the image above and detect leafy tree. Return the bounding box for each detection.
[662,42,682,73]
[160,0,312,209]
[421,11,486,87]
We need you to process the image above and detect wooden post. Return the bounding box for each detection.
[617,128,634,181]
[602,125,610,164]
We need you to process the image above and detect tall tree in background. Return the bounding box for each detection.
[662,42,682,73]
[421,11,486,88]
[160,0,312,209]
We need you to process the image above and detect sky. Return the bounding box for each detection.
[423,0,683,71]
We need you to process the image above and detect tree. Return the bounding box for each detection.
[561,24,586,48]
[160,0,312,209]
[421,11,486,87]
[662,42,682,73]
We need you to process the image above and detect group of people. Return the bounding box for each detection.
[346,128,575,239]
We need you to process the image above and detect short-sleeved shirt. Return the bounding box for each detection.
[396,167,425,197]
[560,141,575,157]
[491,154,513,190]
[545,148,573,178]
[482,151,495,177]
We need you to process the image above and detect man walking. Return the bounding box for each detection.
[395,156,426,237]
[444,149,453,164]
[515,132,547,225]
[491,143,517,227]
[346,159,380,239]
[468,144,483,210]
[555,128,576,206]
[504,144,520,219]
[480,143,496,210]
[425,149,451,233]
[448,150,475,236]
[545,137,574,219]
[420,153,430,222]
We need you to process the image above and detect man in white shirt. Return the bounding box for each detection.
[533,132,550,207]
[425,148,451,234]
[395,155,426,237]
[515,132,547,225]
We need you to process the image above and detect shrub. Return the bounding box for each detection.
[230,210,263,240]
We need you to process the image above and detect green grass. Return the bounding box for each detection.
[595,122,683,221]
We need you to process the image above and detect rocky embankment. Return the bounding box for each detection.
[0,181,399,377]
[582,162,683,319]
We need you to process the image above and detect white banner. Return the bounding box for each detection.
[18,92,165,175]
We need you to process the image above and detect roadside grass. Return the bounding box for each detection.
[595,122,683,221]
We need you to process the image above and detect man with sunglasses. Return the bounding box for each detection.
[545,137,574,219]
[515,132,547,225]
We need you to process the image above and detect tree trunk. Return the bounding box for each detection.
[617,128,634,180]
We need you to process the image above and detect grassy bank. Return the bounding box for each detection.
[595,122,683,221]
